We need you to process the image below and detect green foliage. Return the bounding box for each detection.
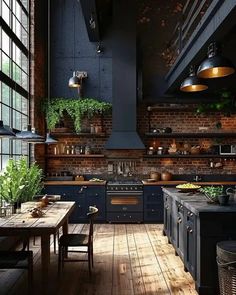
[44,98,112,133]
[196,90,236,116]
[0,157,43,204]
[199,186,224,203]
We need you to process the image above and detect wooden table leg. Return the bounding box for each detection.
[62,218,68,235]
[41,234,51,288]
[62,218,68,257]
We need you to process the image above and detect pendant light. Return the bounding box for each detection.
[180,66,208,92]
[0,120,16,138]
[197,42,235,78]
[45,0,57,145]
[16,124,44,143]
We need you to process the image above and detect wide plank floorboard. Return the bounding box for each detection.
[2,224,197,295]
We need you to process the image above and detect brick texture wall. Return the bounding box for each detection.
[39,106,236,176]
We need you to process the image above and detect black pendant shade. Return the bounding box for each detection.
[197,42,235,78]
[16,124,44,143]
[0,120,16,138]
[45,132,58,144]
[180,67,208,92]
[68,71,81,88]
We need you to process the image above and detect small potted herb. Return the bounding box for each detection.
[199,186,229,205]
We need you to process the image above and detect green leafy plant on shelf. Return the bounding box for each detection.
[0,157,43,205]
[44,98,112,133]
[196,90,236,116]
[199,186,224,203]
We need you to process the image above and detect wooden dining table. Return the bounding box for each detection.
[0,201,75,288]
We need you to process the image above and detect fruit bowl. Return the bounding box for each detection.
[176,183,201,193]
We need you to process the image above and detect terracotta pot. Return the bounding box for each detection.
[161,172,172,181]
[150,172,160,181]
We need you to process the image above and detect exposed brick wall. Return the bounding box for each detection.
[42,107,236,176]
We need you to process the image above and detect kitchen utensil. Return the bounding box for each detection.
[161,171,172,181]
[150,171,160,181]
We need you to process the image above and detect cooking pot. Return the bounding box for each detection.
[150,171,160,181]
[161,172,172,181]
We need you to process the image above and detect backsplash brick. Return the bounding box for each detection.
[35,106,236,176]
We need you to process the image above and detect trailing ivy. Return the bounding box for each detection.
[44,98,112,133]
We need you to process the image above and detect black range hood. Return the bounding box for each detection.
[105,0,145,150]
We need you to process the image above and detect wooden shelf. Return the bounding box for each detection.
[51,132,107,138]
[46,154,105,158]
[143,154,236,159]
[145,132,236,138]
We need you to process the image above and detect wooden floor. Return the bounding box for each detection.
[0,224,197,295]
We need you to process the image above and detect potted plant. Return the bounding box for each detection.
[199,186,229,205]
[44,98,112,133]
[0,157,43,212]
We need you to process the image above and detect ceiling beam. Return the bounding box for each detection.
[80,0,100,42]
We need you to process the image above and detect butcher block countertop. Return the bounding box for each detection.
[142,180,236,185]
[44,181,107,186]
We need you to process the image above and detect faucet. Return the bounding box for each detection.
[193,175,202,182]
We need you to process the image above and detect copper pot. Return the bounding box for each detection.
[161,172,172,181]
[150,172,160,181]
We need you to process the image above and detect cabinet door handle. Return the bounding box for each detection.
[151,209,155,212]
[95,193,99,197]
[187,226,193,233]
[151,193,155,196]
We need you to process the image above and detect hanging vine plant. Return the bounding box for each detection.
[44,98,112,133]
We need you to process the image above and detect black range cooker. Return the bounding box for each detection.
[106,180,143,223]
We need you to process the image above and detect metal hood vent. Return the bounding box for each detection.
[105,0,144,150]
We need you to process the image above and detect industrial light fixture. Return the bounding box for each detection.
[180,66,208,92]
[16,124,44,143]
[197,42,235,78]
[0,120,16,138]
[68,71,87,88]
[96,43,103,54]
[45,132,57,144]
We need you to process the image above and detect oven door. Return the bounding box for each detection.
[107,191,143,212]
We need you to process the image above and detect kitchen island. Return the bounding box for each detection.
[162,187,236,295]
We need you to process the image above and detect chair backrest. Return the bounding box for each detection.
[87,206,98,243]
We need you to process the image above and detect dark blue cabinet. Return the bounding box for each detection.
[43,185,106,223]
[143,186,164,222]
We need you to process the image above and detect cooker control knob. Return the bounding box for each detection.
[121,187,124,190]
[126,187,128,190]
[115,187,118,190]
[130,187,133,190]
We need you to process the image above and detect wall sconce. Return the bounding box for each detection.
[68,71,88,88]
[96,43,103,54]
[197,42,235,78]
[180,66,208,92]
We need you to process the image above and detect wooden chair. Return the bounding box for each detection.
[0,238,33,293]
[58,206,98,276]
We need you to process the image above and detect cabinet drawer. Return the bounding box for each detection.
[144,210,163,222]
[107,212,143,223]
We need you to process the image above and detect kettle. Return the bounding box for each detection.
[161,171,173,181]
[150,171,160,181]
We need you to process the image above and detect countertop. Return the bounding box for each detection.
[142,180,236,185]
[162,187,236,215]
[44,180,236,186]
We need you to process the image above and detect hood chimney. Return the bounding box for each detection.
[105,0,145,149]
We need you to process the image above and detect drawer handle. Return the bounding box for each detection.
[187,226,193,233]
[122,207,128,211]
[151,193,155,196]
[177,217,182,223]
[151,209,155,212]
[129,216,132,218]
[95,193,99,197]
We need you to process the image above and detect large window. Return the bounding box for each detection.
[0,0,29,170]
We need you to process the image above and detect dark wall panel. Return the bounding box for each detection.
[50,0,112,102]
